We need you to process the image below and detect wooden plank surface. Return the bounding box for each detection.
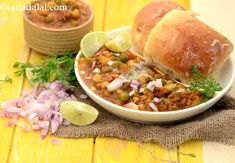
[0,0,206,163]
[179,141,203,163]
[0,0,30,162]
[94,138,177,163]
[7,0,106,162]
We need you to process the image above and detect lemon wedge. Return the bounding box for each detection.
[105,31,131,52]
[26,68,39,86]
[80,32,109,58]
[60,101,99,126]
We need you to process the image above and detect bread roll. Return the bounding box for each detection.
[144,9,233,81]
[131,0,183,55]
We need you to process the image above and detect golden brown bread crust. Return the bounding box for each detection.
[131,0,183,55]
[144,9,233,80]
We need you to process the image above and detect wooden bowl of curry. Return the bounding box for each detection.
[23,0,93,55]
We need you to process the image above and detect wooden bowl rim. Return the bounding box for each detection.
[23,0,94,32]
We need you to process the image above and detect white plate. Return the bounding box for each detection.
[74,26,235,123]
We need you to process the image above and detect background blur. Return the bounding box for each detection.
[192,0,235,45]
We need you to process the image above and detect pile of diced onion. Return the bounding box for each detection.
[0,81,77,139]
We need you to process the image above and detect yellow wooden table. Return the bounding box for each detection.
[0,0,207,162]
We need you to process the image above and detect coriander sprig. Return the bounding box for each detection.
[0,76,12,83]
[13,53,77,86]
[190,65,222,101]
[13,62,32,76]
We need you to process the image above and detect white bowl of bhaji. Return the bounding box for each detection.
[75,8,234,123]
[75,28,234,123]
[24,0,93,55]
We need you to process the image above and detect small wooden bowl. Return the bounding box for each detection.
[23,1,93,56]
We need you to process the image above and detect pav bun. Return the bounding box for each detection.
[144,9,233,81]
[131,0,184,55]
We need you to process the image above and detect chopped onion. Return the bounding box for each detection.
[124,102,138,110]
[144,60,152,66]
[80,71,85,75]
[62,120,71,126]
[32,124,40,131]
[51,138,61,145]
[0,81,77,139]
[6,121,15,127]
[149,103,158,111]
[2,107,20,119]
[5,107,20,113]
[51,118,59,133]
[129,90,135,96]
[91,61,96,68]
[58,114,63,125]
[107,61,114,66]
[155,79,162,88]
[175,89,185,93]
[40,121,49,139]
[136,62,145,69]
[139,88,145,93]
[114,53,120,57]
[29,113,39,123]
[36,103,51,118]
[107,78,124,92]
[146,81,155,92]
[23,125,31,132]
[130,80,141,89]
[79,94,88,99]
[112,68,118,73]
[93,68,101,74]
[45,81,65,92]
[153,97,161,103]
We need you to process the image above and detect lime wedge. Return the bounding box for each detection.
[80,32,109,58]
[105,31,131,52]
[60,101,99,126]
[26,68,39,86]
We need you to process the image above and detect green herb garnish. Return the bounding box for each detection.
[190,65,222,101]
[0,76,12,83]
[13,53,77,86]
[13,62,32,76]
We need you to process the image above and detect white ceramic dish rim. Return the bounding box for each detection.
[75,26,235,116]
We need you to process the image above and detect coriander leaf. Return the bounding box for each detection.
[190,65,222,101]
[13,62,32,77]
[0,76,12,83]
[191,64,206,79]
[13,53,77,87]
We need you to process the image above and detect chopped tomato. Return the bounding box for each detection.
[127,52,135,59]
